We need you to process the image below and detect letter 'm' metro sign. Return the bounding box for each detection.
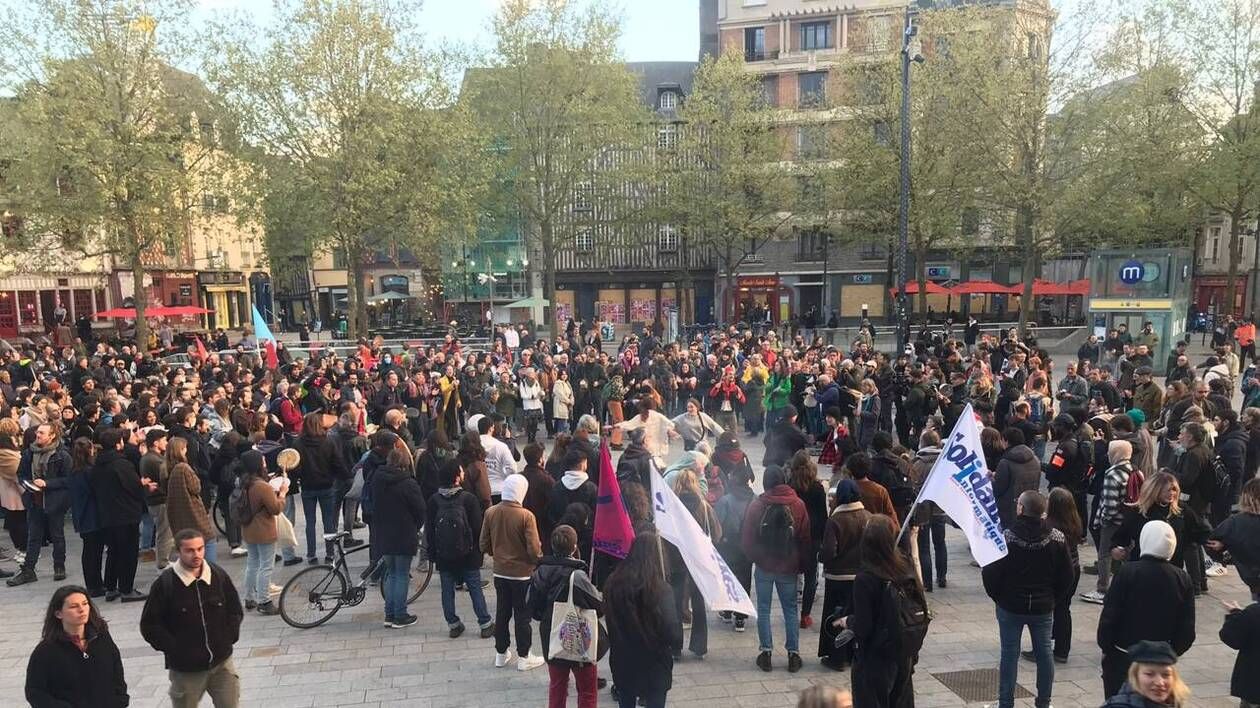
[1119,260,1145,285]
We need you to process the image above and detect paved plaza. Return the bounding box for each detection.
[0,432,1248,707]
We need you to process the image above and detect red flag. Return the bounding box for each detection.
[194,336,208,363]
[592,440,635,559]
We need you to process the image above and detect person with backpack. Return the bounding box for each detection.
[831,514,927,707]
[139,529,244,707]
[480,473,544,670]
[235,449,284,616]
[868,433,915,527]
[547,450,598,561]
[1097,520,1196,699]
[981,490,1075,708]
[714,463,755,633]
[1083,440,1138,605]
[372,447,427,629]
[740,465,811,673]
[909,429,948,591]
[1173,421,1213,593]
[1045,414,1091,533]
[818,479,871,670]
[426,459,494,640]
[528,525,605,708]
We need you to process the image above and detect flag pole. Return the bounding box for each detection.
[893,403,974,546]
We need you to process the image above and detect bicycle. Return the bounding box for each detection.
[278,529,433,628]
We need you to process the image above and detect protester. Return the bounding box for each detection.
[742,464,810,672]
[89,428,153,602]
[605,530,681,708]
[26,584,128,707]
[818,478,870,669]
[1209,477,1260,601]
[237,449,284,616]
[427,459,494,639]
[982,490,1074,708]
[139,529,244,707]
[529,525,604,708]
[164,438,217,563]
[1101,640,1191,708]
[714,462,755,633]
[481,473,544,670]
[371,447,426,629]
[9,422,74,587]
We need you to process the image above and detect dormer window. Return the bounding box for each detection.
[659,91,678,111]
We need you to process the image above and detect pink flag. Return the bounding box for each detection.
[593,439,635,559]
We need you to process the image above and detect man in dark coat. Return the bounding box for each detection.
[1175,421,1214,592]
[89,427,154,601]
[762,404,807,469]
[1097,520,1195,699]
[992,428,1042,528]
[371,450,426,628]
[982,491,1074,708]
[7,422,74,587]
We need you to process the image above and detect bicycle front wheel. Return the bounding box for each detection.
[377,555,435,605]
[280,565,348,629]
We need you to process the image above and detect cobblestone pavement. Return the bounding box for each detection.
[0,432,1247,707]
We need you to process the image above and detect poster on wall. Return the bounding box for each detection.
[555,303,573,326]
[598,301,625,324]
[630,298,656,323]
[660,295,677,314]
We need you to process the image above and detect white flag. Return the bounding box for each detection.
[916,403,1009,566]
[649,469,757,617]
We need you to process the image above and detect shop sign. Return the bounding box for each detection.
[737,276,778,288]
[852,274,873,284]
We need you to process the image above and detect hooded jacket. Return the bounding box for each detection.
[908,445,943,525]
[425,486,484,573]
[992,445,1042,528]
[1097,520,1195,657]
[547,469,597,528]
[982,516,1074,615]
[740,479,811,575]
[480,475,542,579]
[90,448,146,528]
[528,555,604,666]
[370,463,426,557]
[614,442,653,488]
[295,432,345,491]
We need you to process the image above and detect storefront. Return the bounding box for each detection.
[1193,274,1248,319]
[732,276,791,325]
[0,274,111,339]
[197,271,250,330]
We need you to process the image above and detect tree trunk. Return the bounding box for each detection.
[1226,211,1244,317]
[346,251,366,341]
[1017,204,1036,336]
[131,260,150,351]
[724,244,736,325]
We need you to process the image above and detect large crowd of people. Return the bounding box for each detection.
[6,314,1260,708]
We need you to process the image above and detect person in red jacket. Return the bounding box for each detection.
[740,465,811,674]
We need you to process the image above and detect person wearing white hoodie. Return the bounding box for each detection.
[547,451,598,563]
[478,416,518,505]
[480,474,544,671]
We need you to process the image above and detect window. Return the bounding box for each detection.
[860,240,886,260]
[573,183,592,212]
[18,290,36,325]
[796,125,826,159]
[761,75,778,107]
[658,225,679,252]
[199,121,215,145]
[1211,236,1220,262]
[745,236,763,261]
[659,91,677,111]
[1026,32,1041,60]
[798,71,827,108]
[797,229,828,261]
[873,120,891,146]
[575,229,594,253]
[332,248,347,270]
[744,27,766,61]
[72,289,94,318]
[657,125,678,150]
[961,207,980,235]
[201,192,217,211]
[800,21,832,51]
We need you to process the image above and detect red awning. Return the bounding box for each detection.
[1030,279,1086,296]
[948,280,1021,295]
[889,281,951,296]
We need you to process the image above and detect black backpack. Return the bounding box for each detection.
[757,503,796,557]
[229,483,254,527]
[1209,454,1231,495]
[882,578,932,659]
[433,491,474,562]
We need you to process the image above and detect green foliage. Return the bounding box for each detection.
[205,0,487,338]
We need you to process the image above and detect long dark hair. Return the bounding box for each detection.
[1047,487,1083,545]
[42,584,109,641]
[859,515,915,583]
[70,437,95,472]
[457,430,485,463]
[604,530,670,647]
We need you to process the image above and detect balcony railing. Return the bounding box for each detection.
[744,49,780,62]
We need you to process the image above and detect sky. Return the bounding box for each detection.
[192,0,702,63]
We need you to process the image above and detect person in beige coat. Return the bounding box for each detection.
[480,474,544,670]
[239,450,286,615]
[0,418,24,576]
[552,371,575,435]
[163,439,216,561]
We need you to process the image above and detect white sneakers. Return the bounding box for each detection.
[1205,561,1229,578]
[1079,590,1106,604]
[517,654,545,671]
[230,547,247,558]
[494,649,514,668]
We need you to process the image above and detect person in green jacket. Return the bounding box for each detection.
[764,359,793,440]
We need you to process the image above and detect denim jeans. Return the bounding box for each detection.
[301,487,337,559]
[439,568,491,628]
[203,540,218,565]
[244,541,276,604]
[553,419,570,435]
[916,516,948,588]
[382,554,413,620]
[754,566,800,654]
[24,505,66,570]
[140,506,155,549]
[996,605,1053,708]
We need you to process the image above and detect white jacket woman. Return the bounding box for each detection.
[552,375,575,422]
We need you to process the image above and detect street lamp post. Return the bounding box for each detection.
[896,6,920,352]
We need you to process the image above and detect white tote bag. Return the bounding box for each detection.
[548,572,599,664]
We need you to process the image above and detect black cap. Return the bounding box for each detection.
[1126,640,1177,666]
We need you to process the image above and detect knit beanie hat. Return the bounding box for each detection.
[1139,520,1176,561]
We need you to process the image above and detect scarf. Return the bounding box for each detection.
[30,439,58,480]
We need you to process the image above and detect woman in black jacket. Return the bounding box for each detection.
[834,515,924,708]
[787,450,827,629]
[296,413,347,563]
[1110,472,1211,578]
[605,529,682,708]
[26,584,128,707]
